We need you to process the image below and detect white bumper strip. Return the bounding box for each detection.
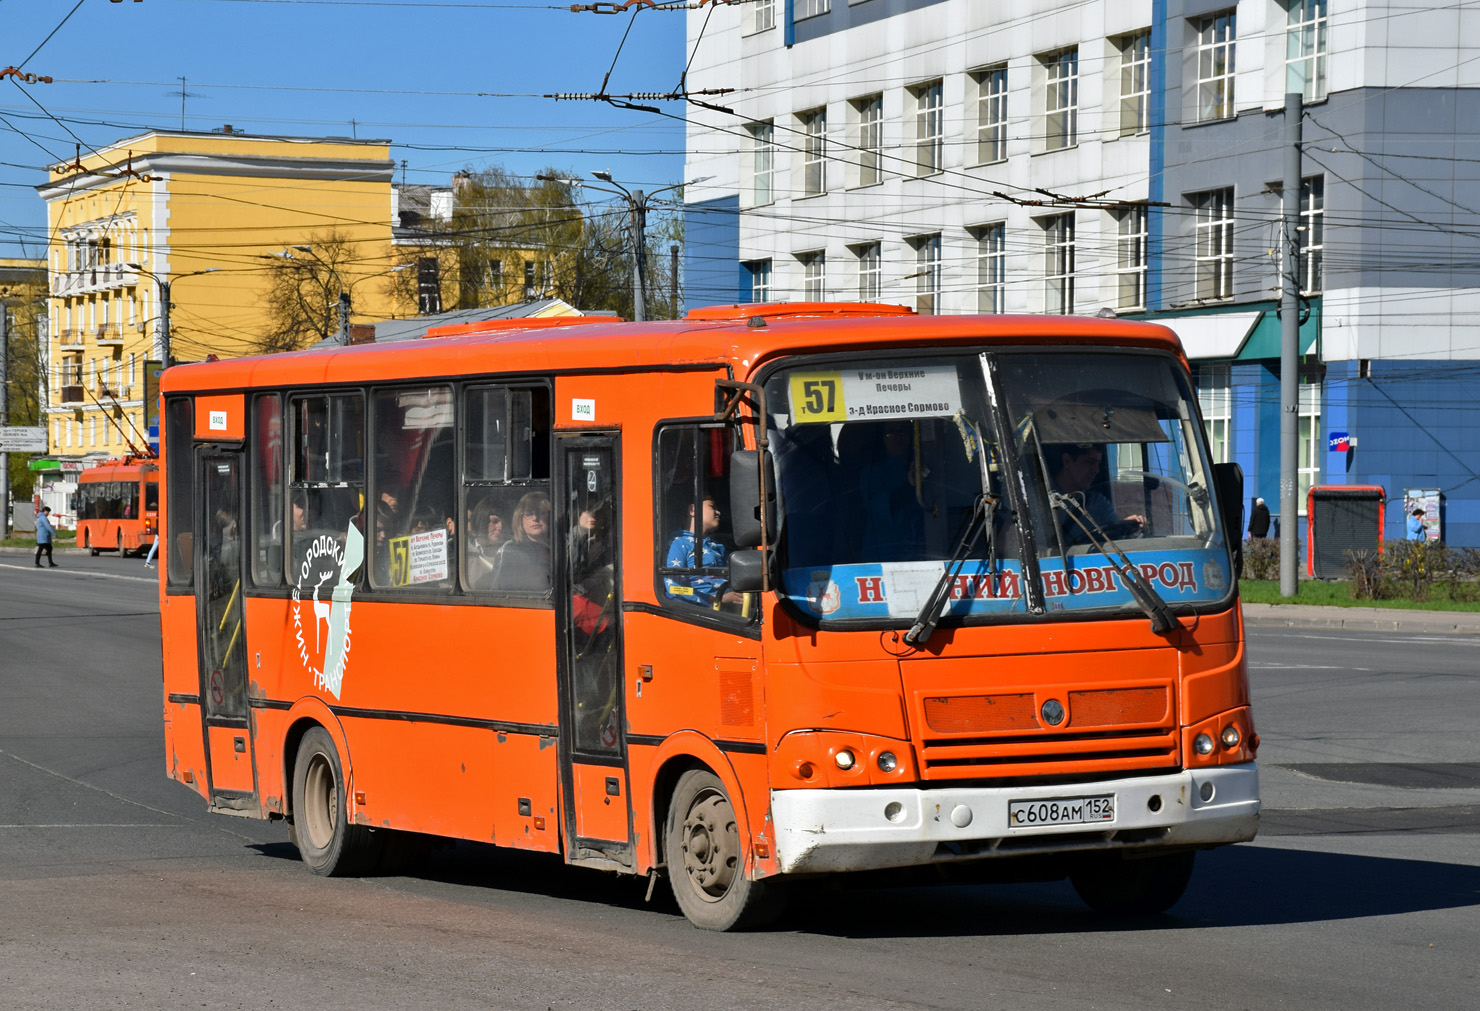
[770,763,1260,875]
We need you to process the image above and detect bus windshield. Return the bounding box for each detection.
[762,350,1233,623]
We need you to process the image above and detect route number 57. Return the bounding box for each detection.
[790,371,845,422]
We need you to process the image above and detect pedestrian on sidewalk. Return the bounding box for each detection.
[34,506,58,568]
[1407,506,1427,541]
[1248,497,1271,539]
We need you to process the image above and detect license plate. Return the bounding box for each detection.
[1008,795,1115,828]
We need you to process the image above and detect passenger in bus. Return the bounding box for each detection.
[1046,443,1145,544]
[856,419,926,562]
[466,497,505,590]
[664,491,742,608]
[491,490,552,592]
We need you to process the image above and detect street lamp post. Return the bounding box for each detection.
[537,172,708,322]
[135,266,219,366]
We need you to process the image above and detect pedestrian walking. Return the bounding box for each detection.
[34,506,58,568]
[144,533,159,568]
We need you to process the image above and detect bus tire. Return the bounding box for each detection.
[1070,850,1195,915]
[290,727,380,877]
[664,769,786,931]
[87,532,98,557]
[117,531,124,555]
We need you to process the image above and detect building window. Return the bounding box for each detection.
[750,121,775,206]
[854,94,883,187]
[912,80,944,176]
[1192,188,1234,300]
[911,234,941,315]
[1286,0,1328,102]
[799,251,826,300]
[800,108,827,197]
[745,259,772,303]
[796,0,829,19]
[1119,31,1151,136]
[1198,363,1232,464]
[1042,214,1075,314]
[751,0,775,33]
[1299,175,1324,294]
[1116,206,1148,310]
[418,256,442,313]
[973,224,1006,313]
[1044,49,1079,150]
[1298,372,1321,513]
[1196,11,1236,122]
[974,65,1008,164]
[855,243,882,300]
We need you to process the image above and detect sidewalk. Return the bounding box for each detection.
[1243,602,1480,635]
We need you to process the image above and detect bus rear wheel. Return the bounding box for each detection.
[291,727,379,876]
[117,531,124,555]
[1070,850,1195,915]
[664,769,785,931]
[87,532,98,557]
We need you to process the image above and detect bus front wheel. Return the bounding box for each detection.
[291,727,379,876]
[87,532,98,557]
[1070,850,1195,915]
[664,769,785,931]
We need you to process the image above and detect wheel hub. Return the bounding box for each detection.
[682,792,738,900]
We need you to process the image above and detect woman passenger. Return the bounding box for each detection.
[491,491,552,592]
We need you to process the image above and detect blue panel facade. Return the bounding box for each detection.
[683,194,740,313]
[1333,360,1480,546]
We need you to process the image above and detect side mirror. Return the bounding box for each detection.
[1213,462,1244,580]
[728,548,766,593]
[729,449,776,548]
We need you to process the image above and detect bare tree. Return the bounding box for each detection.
[257,229,360,353]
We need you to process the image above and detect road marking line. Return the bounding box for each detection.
[0,562,156,584]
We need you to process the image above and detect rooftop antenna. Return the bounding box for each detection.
[168,76,203,131]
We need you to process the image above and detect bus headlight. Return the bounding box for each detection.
[834,749,855,770]
[1193,733,1215,756]
[876,751,897,773]
[1220,725,1241,749]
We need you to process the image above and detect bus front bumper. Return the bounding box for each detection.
[769,763,1259,875]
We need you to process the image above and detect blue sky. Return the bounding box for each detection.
[0,0,688,258]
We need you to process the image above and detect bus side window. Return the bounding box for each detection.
[165,398,194,587]
[461,384,552,595]
[289,394,365,583]
[654,423,749,619]
[250,393,283,587]
[370,386,456,591]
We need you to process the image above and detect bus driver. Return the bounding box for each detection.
[664,491,742,609]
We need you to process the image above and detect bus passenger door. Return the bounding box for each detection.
[195,450,257,810]
[555,435,632,867]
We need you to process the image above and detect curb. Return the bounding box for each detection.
[1243,604,1480,636]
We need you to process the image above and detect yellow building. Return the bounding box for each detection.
[38,129,398,462]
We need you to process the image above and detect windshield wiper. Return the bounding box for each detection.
[1050,491,1176,635]
[903,491,999,647]
[904,411,1000,647]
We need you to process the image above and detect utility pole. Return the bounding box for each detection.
[1,302,9,538]
[158,278,172,366]
[670,244,680,319]
[337,291,351,344]
[628,190,648,323]
[1280,91,1303,597]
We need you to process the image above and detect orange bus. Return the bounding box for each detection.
[77,457,159,556]
[158,304,1259,929]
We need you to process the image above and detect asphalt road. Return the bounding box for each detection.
[2,553,1477,1010]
